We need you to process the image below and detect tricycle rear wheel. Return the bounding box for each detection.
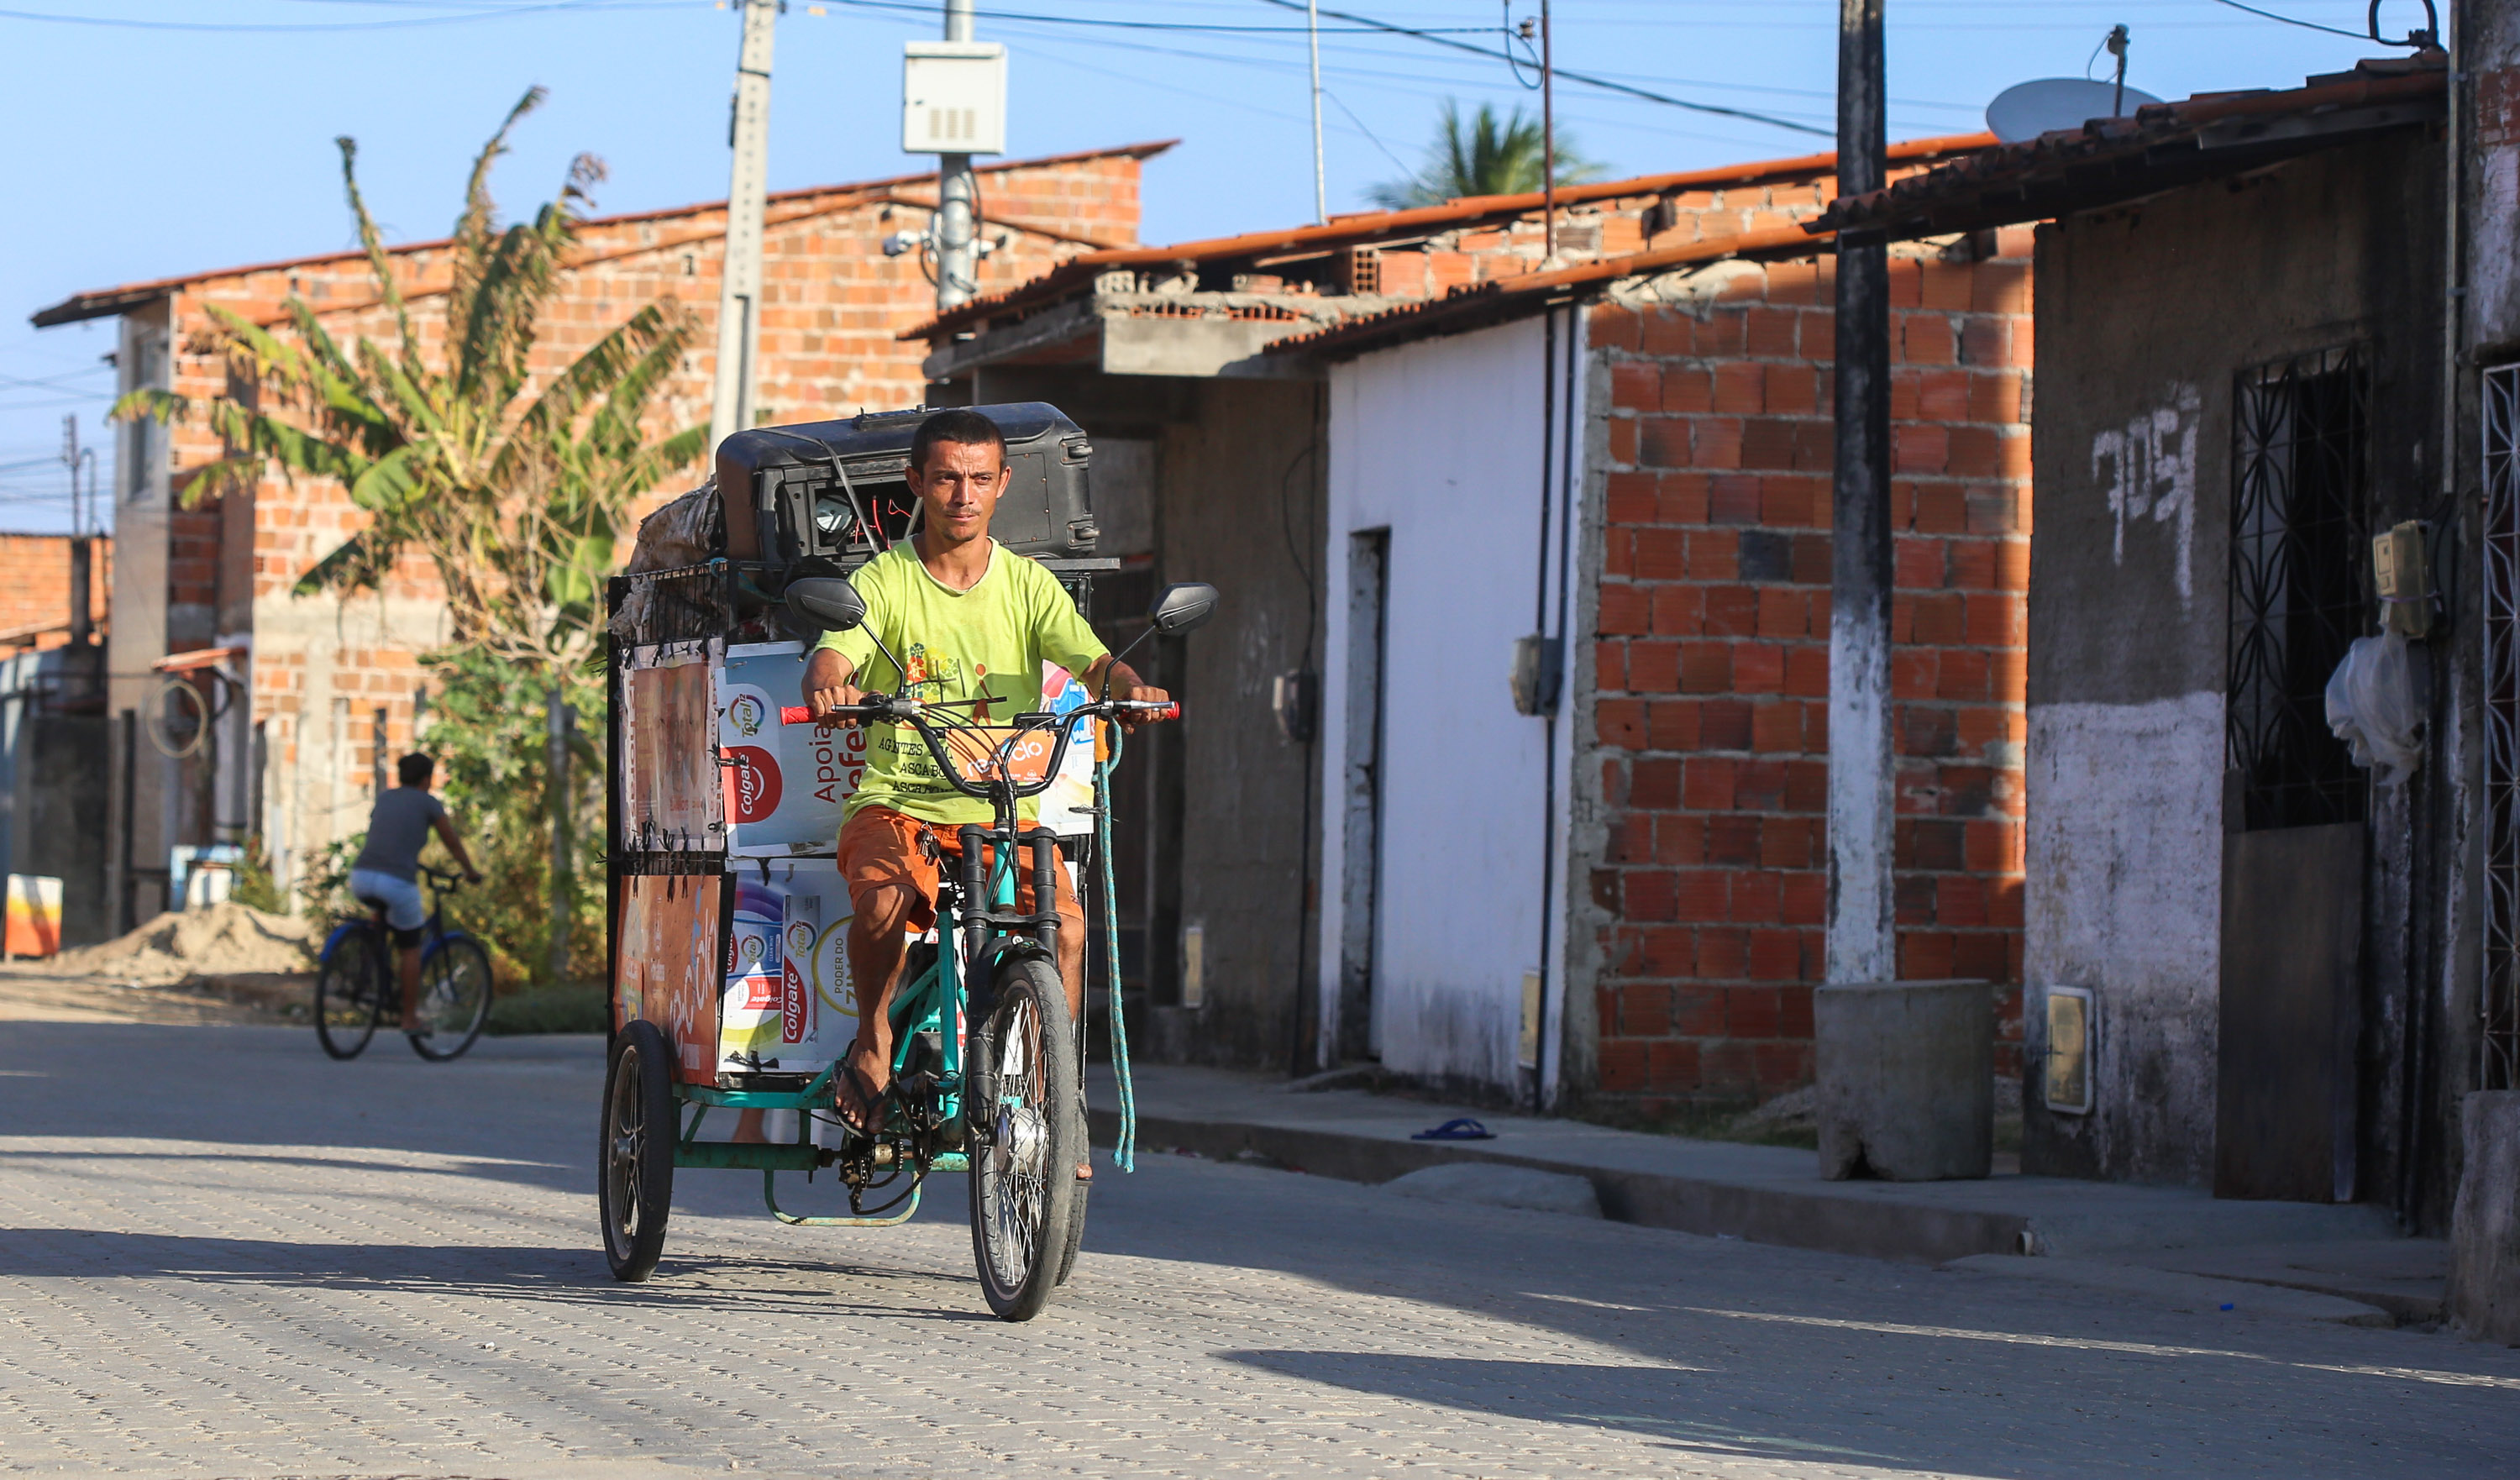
[968,956,1083,1320]
[600,1020,676,1282]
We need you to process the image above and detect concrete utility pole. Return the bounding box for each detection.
[935,0,980,311]
[1306,0,1327,223]
[1826,0,1895,986]
[1540,0,1556,260]
[708,0,777,456]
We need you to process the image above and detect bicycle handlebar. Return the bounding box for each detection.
[775,698,1179,726]
[774,694,1179,800]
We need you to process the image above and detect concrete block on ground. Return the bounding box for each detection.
[2449,1090,2520,1344]
[1943,1255,2394,1326]
[1816,979,1992,1182]
[1383,1162,1603,1218]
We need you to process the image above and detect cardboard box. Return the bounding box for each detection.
[718,642,866,856]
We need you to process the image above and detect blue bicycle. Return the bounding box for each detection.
[314,865,495,1062]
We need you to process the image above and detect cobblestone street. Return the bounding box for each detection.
[3,1021,2517,1480]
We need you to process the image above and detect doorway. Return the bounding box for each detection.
[1338,528,1389,1060]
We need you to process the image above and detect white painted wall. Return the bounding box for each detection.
[2023,692,2225,1185]
[1315,313,1581,1093]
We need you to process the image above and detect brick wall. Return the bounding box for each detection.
[0,534,110,646]
[1582,228,2034,1110]
[1365,175,1837,299]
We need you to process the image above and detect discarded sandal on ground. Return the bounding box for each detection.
[1410,1117,1495,1141]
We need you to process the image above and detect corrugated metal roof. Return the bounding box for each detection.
[28,140,1177,329]
[1813,61,2442,239]
[903,133,1996,343]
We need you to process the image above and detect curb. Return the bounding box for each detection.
[1088,1105,2031,1265]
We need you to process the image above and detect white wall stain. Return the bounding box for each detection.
[2090,382,2201,608]
[2024,690,2224,1186]
[2475,144,2520,340]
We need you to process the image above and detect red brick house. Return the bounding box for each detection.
[0,534,109,650]
[29,142,1167,931]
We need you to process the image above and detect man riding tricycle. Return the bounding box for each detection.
[599,405,1213,1320]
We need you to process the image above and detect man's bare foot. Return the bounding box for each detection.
[833,1052,889,1138]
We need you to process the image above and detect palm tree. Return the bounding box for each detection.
[1367,99,1607,210]
[115,87,704,680]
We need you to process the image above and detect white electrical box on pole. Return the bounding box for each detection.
[906,0,1004,312]
[708,0,777,458]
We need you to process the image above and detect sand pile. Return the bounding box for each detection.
[54,901,316,984]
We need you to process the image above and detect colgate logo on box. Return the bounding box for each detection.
[722,745,782,823]
[780,958,806,1043]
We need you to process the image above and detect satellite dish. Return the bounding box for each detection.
[1985,77,2163,143]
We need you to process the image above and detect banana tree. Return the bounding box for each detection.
[115,87,705,680]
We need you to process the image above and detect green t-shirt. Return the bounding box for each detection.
[814,539,1108,826]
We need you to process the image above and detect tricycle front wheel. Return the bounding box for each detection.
[599,1020,676,1282]
[968,956,1084,1321]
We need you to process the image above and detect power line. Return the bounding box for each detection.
[1322,87,1413,177]
[811,0,1487,35]
[958,15,1859,143]
[0,1,680,32]
[2204,0,2372,39]
[1247,0,1828,137]
[0,369,111,392]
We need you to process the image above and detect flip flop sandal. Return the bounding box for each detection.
[832,1060,889,1140]
[1411,1117,1497,1141]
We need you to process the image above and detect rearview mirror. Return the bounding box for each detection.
[1149,582,1218,635]
[785,576,866,632]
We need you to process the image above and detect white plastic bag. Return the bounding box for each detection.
[2325,632,2423,786]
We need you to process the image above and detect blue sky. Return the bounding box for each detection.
[0,0,2398,532]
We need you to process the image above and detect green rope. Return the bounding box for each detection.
[1095,724,1137,1173]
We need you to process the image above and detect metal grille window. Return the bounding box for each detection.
[2481,365,2520,1089]
[2227,347,2370,832]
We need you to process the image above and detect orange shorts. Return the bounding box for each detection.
[837,805,1084,939]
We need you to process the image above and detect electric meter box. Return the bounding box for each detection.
[712,402,1099,573]
[902,41,1007,156]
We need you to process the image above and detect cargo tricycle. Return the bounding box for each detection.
[596,404,1212,1320]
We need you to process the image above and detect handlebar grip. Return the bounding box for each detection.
[1111,700,1180,721]
[783,698,892,724]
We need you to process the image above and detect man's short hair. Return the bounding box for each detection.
[909,408,1005,474]
[397,753,435,787]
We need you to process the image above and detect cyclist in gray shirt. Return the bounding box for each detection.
[349,753,481,1037]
